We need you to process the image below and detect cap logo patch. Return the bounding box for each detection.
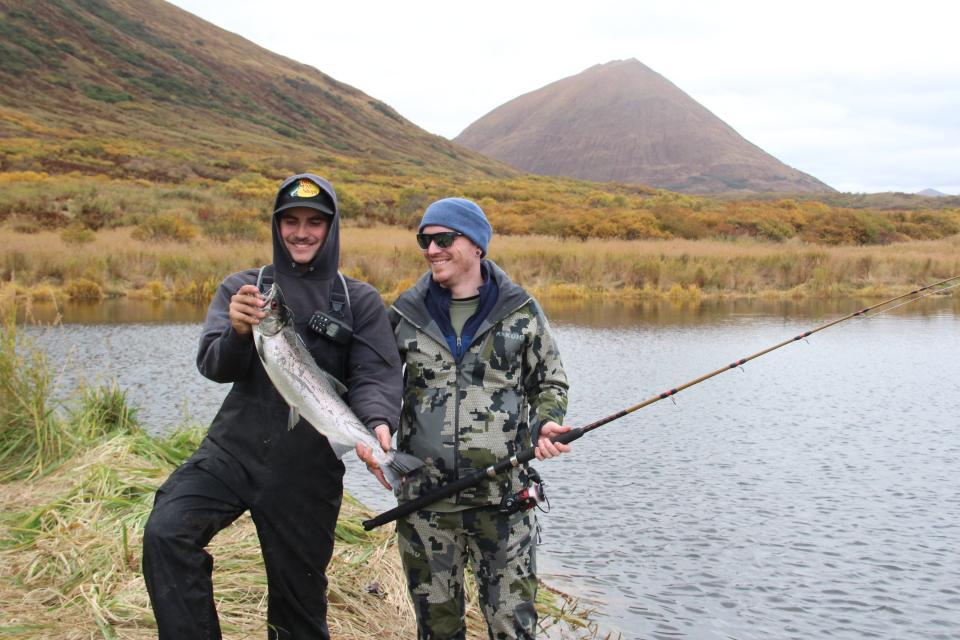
[289,179,320,198]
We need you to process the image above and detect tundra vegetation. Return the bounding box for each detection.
[1,172,958,310]
[0,311,598,639]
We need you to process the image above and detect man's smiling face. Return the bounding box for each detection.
[279,207,330,264]
[420,224,480,290]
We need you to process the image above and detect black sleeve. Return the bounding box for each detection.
[345,282,403,434]
[196,272,257,383]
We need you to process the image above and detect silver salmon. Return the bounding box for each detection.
[253,283,421,489]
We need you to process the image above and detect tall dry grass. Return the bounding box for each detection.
[0,311,62,481]
[2,227,959,308]
[345,228,960,301]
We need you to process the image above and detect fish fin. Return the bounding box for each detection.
[255,332,265,362]
[287,406,300,430]
[381,451,426,489]
[322,370,349,396]
[328,439,354,459]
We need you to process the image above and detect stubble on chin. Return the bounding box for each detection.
[429,271,447,287]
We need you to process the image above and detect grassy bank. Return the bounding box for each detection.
[2,226,959,310]
[0,317,600,639]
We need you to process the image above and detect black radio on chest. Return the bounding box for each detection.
[308,310,353,345]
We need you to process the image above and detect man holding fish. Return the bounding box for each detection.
[359,197,573,639]
[142,173,402,640]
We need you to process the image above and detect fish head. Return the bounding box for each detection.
[257,283,291,337]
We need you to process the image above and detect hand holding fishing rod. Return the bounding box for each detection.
[362,275,960,531]
[356,420,572,489]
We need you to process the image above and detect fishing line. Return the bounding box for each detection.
[859,281,960,319]
[363,275,959,530]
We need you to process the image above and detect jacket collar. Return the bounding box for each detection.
[393,259,530,346]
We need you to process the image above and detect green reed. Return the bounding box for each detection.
[0,311,62,481]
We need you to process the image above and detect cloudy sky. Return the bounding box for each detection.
[169,0,960,195]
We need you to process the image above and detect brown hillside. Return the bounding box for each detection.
[0,0,513,181]
[455,59,832,194]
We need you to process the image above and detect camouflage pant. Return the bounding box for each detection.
[398,507,538,640]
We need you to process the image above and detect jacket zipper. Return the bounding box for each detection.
[453,350,462,502]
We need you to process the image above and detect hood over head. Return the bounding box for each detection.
[272,173,340,280]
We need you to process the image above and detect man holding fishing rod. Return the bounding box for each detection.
[358,197,573,639]
[142,173,401,640]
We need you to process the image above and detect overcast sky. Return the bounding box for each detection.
[169,0,960,195]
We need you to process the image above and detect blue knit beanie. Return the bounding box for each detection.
[418,197,492,257]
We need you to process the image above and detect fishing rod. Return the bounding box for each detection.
[362,275,960,531]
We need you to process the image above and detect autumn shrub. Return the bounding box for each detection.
[224,172,275,200]
[131,214,199,243]
[753,216,797,242]
[652,205,710,239]
[60,224,97,245]
[28,285,58,303]
[71,197,120,230]
[180,276,220,303]
[145,280,167,300]
[890,211,960,239]
[485,211,527,235]
[613,210,669,240]
[3,201,70,229]
[0,171,49,183]
[336,186,364,220]
[198,207,269,242]
[395,187,435,218]
[666,282,703,302]
[63,278,104,300]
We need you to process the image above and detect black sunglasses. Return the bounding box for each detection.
[416,231,462,250]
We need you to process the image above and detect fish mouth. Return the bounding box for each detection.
[257,284,290,335]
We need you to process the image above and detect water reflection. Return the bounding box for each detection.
[18,298,209,325]
[544,295,960,328]
[17,293,960,328]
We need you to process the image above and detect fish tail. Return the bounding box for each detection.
[382,451,425,489]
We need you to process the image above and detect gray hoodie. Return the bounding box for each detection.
[194,173,401,487]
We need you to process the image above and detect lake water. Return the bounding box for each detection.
[19,297,960,639]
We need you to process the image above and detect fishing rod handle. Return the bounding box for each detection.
[362,470,486,530]
[486,426,586,471]
[361,427,587,530]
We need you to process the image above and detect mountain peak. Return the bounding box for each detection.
[455,60,831,194]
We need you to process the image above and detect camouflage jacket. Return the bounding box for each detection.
[390,261,569,507]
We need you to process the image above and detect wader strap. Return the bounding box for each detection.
[331,271,350,316]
